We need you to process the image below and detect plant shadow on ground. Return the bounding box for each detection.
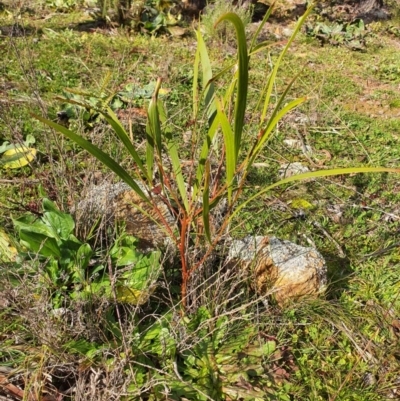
[323,252,353,300]
[0,22,38,37]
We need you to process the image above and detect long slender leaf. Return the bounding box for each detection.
[231,167,400,221]
[260,5,313,125]
[215,13,248,162]
[210,60,237,85]
[193,36,200,119]
[146,78,167,196]
[35,115,176,240]
[196,30,216,125]
[157,100,173,191]
[43,89,153,196]
[249,96,307,166]
[54,96,96,110]
[192,28,237,203]
[62,87,95,97]
[101,107,148,179]
[266,70,303,133]
[147,80,189,211]
[243,95,307,176]
[192,114,220,200]
[148,78,163,162]
[147,79,167,195]
[249,40,287,57]
[223,71,238,110]
[192,40,237,202]
[248,0,276,53]
[202,160,212,243]
[146,117,155,180]
[165,133,189,212]
[217,100,236,204]
[32,114,149,202]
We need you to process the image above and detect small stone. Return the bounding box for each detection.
[278,162,310,179]
[282,27,294,37]
[283,139,313,154]
[52,308,69,318]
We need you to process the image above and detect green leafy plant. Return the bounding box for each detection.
[306,19,369,50]
[13,199,161,306]
[89,0,143,26]
[33,5,400,310]
[386,23,400,38]
[376,59,400,83]
[86,233,161,305]
[45,0,81,11]
[13,198,92,304]
[141,0,180,33]
[131,306,282,400]
[178,309,278,400]
[91,0,180,31]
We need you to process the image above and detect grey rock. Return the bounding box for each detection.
[73,182,176,249]
[278,162,310,179]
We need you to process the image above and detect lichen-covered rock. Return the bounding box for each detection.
[227,236,327,304]
[73,182,176,249]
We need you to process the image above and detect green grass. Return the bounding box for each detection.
[1,2,400,400]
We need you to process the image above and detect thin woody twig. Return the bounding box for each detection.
[0,374,24,400]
